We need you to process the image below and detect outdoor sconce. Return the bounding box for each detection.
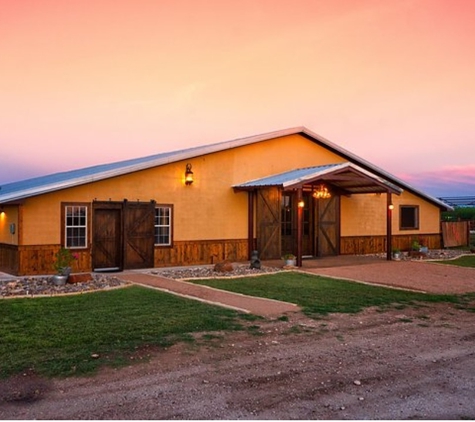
[297,200,305,208]
[312,184,331,199]
[388,204,394,210]
[185,163,194,185]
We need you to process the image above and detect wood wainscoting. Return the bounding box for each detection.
[16,245,91,276]
[0,243,19,275]
[341,233,442,255]
[154,239,249,267]
[6,239,247,275]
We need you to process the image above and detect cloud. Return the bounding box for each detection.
[398,165,475,197]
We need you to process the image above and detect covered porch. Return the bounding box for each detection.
[234,162,403,266]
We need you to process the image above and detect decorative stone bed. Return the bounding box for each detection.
[152,263,282,281]
[0,274,128,298]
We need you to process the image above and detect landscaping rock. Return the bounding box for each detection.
[68,273,94,284]
[155,264,282,280]
[0,274,128,298]
[213,261,234,273]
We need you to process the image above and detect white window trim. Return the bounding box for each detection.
[155,205,172,246]
[65,205,88,248]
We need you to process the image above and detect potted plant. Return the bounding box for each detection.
[411,240,421,251]
[392,248,401,260]
[52,247,78,285]
[282,253,296,267]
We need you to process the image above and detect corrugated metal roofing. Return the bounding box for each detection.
[233,162,403,194]
[234,164,343,188]
[0,126,451,210]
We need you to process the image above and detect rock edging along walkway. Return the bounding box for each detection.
[119,271,300,318]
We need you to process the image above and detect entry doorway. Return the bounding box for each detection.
[280,192,340,258]
[92,200,156,271]
[281,192,314,257]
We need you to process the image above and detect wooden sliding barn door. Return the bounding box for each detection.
[316,196,340,257]
[123,201,155,269]
[92,202,123,271]
[256,187,281,260]
[92,200,155,271]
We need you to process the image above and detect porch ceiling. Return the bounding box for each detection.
[233,162,402,195]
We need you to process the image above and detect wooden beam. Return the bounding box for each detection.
[387,192,393,261]
[296,188,303,267]
[247,190,254,259]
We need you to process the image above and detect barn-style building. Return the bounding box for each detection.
[0,127,450,275]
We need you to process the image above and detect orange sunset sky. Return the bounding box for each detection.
[1,0,474,196]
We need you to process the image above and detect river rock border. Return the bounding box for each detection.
[1,274,129,298]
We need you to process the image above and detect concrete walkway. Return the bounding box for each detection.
[119,271,300,318]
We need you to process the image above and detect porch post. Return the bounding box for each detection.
[387,192,393,261]
[296,188,303,267]
[247,190,254,259]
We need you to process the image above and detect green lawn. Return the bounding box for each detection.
[1,273,469,379]
[433,255,475,268]
[191,272,460,317]
[0,286,243,378]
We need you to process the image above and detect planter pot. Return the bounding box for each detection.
[393,253,401,260]
[419,247,429,254]
[52,275,68,286]
[285,259,296,267]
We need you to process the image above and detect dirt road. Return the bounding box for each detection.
[2,301,475,419]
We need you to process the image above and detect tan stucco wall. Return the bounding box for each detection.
[19,134,346,245]
[0,205,19,245]
[341,191,441,236]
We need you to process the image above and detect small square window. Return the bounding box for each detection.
[400,205,419,230]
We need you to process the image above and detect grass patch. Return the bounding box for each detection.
[433,255,475,268]
[0,286,244,378]
[191,272,460,317]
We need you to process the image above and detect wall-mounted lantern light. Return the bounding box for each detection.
[388,203,394,210]
[297,199,305,208]
[185,163,194,185]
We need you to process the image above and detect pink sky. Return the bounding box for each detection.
[1,0,474,196]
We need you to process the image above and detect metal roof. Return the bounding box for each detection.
[438,196,475,207]
[233,162,403,195]
[0,126,451,210]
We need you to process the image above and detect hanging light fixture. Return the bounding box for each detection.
[185,163,194,185]
[312,184,331,199]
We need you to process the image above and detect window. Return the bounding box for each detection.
[65,205,88,248]
[155,206,172,245]
[400,205,419,230]
[281,195,292,236]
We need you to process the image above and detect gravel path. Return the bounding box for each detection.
[308,260,475,294]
